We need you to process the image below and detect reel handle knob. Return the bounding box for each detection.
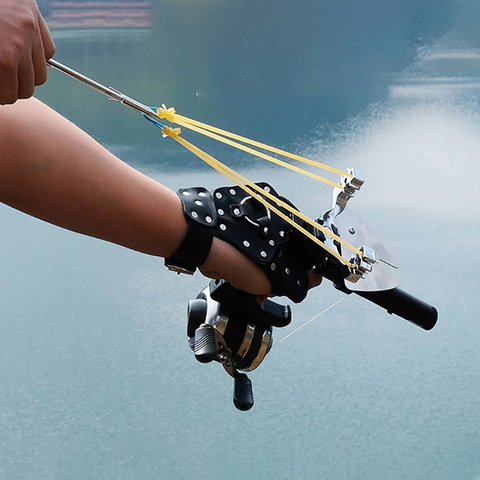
[233,373,254,411]
[194,324,217,363]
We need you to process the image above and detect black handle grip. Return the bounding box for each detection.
[233,373,254,411]
[355,288,438,330]
[193,324,217,363]
[317,261,437,330]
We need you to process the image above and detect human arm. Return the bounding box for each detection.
[0,98,282,295]
[0,0,55,104]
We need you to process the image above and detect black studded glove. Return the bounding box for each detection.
[165,182,312,303]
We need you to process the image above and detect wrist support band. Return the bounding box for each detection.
[164,187,217,274]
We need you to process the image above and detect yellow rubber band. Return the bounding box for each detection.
[161,126,181,138]
[161,126,361,267]
[156,105,352,182]
[174,120,342,188]
[174,113,352,178]
[157,104,177,123]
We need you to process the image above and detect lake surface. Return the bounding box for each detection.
[1,1,480,479]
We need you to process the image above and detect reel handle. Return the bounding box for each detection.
[193,324,217,363]
[233,373,254,411]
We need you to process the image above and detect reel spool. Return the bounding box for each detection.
[187,279,291,410]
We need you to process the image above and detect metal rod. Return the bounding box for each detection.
[47,58,162,123]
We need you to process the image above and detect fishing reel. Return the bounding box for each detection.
[187,279,291,410]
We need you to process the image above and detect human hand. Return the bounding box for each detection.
[0,0,55,104]
[200,236,322,303]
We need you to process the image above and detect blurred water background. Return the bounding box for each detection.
[1,1,480,479]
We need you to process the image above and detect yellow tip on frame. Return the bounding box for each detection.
[157,104,177,123]
[161,126,181,138]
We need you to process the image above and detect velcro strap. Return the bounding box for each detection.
[165,187,217,273]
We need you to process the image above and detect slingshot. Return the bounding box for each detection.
[48,59,437,410]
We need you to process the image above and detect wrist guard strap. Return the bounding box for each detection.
[164,187,217,274]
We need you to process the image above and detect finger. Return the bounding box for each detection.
[38,14,56,60]
[255,294,268,304]
[198,267,221,280]
[17,56,35,100]
[0,65,19,105]
[34,15,55,87]
[308,270,323,289]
